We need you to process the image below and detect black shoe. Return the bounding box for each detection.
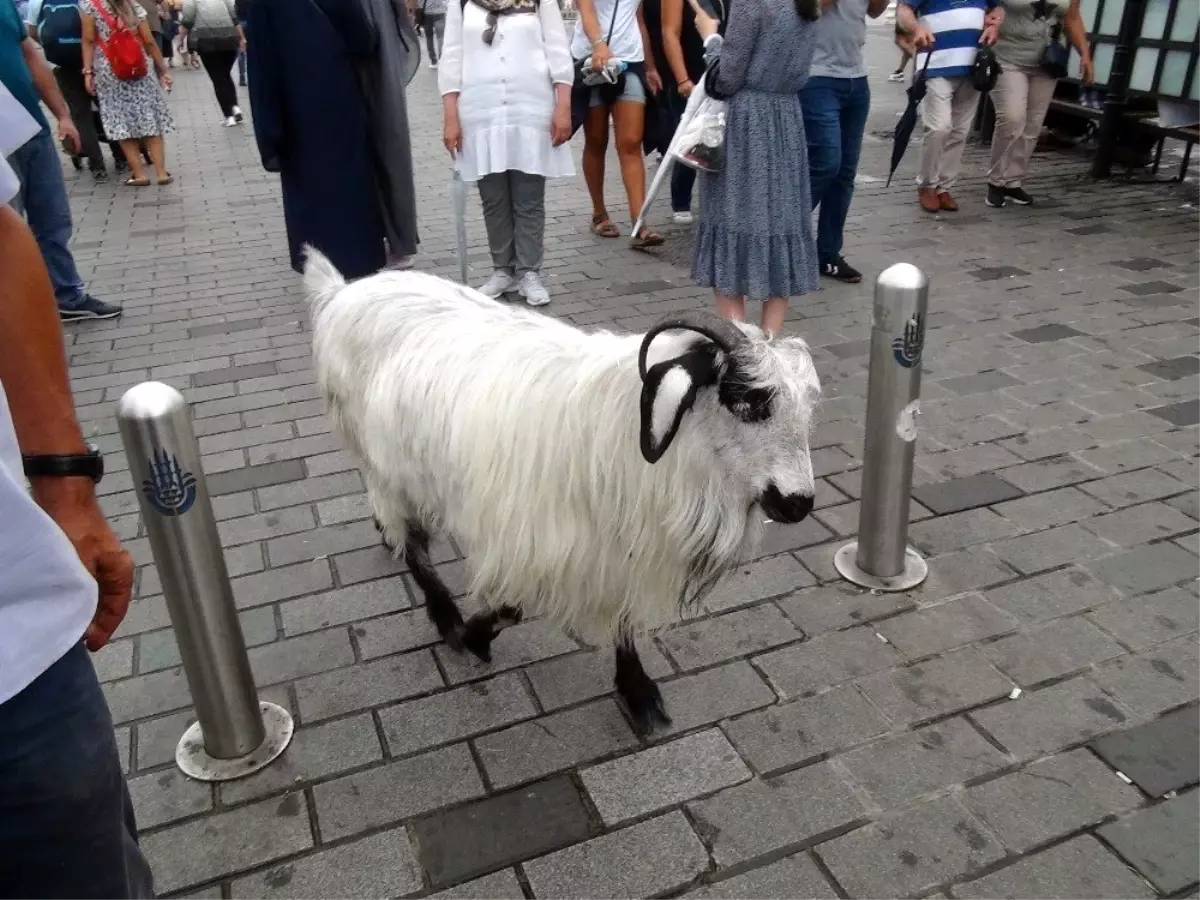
[114,157,129,173]
[1005,186,1034,205]
[820,255,862,284]
[59,295,123,321]
[70,155,84,171]
[985,183,1007,208]
[91,168,109,182]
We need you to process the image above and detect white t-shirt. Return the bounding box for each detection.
[0,86,98,706]
[570,0,643,63]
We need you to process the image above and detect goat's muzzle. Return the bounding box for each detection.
[760,486,814,524]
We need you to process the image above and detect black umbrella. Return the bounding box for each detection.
[886,52,933,187]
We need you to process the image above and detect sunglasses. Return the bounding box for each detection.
[483,11,498,44]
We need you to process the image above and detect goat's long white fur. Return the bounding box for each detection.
[304,249,818,642]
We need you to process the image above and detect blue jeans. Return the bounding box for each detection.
[800,76,870,266]
[0,644,154,898]
[7,129,88,310]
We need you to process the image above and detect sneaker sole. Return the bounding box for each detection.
[985,199,1006,208]
[1007,197,1033,206]
[60,309,122,321]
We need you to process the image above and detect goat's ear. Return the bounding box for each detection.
[639,348,718,463]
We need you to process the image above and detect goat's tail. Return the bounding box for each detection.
[301,245,346,316]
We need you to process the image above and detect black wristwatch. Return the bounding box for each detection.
[22,444,105,484]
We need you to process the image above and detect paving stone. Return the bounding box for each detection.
[814,497,934,538]
[1089,541,1199,595]
[231,829,423,899]
[907,547,1019,602]
[352,607,441,659]
[127,767,213,829]
[331,545,409,586]
[1012,323,1086,343]
[190,361,278,388]
[92,639,134,682]
[754,516,836,556]
[249,628,355,687]
[922,443,1025,481]
[998,456,1104,493]
[840,717,1008,809]
[986,567,1121,624]
[972,676,1133,760]
[476,698,637,789]
[723,683,891,773]
[412,775,593,888]
[950,835,1157,899]
[582,729,750,825]
[378,672,537,756]
[1120,280,1185,295]
[217,506,316,547]
[687,853,837,899]
[206,460,305,496]
[1091,705,1199,796]
[103,665,192,725]
[1147,399,1200,426]
[777,583,915,635]
[221,713,382,804]
[908,508,1024,556]
[818,795,1005,899]
[755,626,900,697]
[857,647,1014,726]
[257,470,364,510]
[1083,501,1199,546]
[983,616,1125,686]
[653,660,777,737]
[1088,587,1200,649]
[523,811,709,899]
[429,869,526,900]
[1097,795,1199,894]
[989,523,1116,575]
[294,650,443,723]
[964,748,1143,854]
[688,762,864,867]
[435,619,578,684]
[267,520,380,567]
[141,793,313,893]
[912,474,1024,515]
[138,607,276,673]
[939,370,1023,396]
[1113,257,1171,271]
[1090,636,1200,717]
[232,560,334,610]
[1166,489,1200,521]
[703,554,815,612]
[659,604,803,670]
[1080,467,1191,509]
[280,579,410,635]
[313,743,485,842]
[526,642,673,711]
[876,595,1018,660]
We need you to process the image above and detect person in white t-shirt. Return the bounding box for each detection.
[572,0,664,249]
[0,87,151,897]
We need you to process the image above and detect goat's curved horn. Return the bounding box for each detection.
[637,311,751,381]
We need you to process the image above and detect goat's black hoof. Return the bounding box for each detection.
[615,673,671,734]
[460,616,496,663]
[443,623,465,653]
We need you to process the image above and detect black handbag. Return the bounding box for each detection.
[971,45,1001,92]
[569,0,621,134]
[1040,23,1069,79]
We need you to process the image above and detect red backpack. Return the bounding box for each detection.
[93,1,148,81]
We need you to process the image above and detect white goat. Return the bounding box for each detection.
[303,249,821,729]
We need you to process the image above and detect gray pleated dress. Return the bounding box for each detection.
[692,0,819,301]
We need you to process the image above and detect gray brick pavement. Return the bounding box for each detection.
[54,25,1199,899]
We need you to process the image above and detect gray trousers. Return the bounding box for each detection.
[477,170,546,275]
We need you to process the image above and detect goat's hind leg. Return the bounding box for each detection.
[614,634,670,733]
[460,605,523,662]
[404,523,466,651]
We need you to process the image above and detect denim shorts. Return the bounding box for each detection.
[589,71,646,107]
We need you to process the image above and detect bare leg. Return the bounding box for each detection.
[404,523,465,650]
[119,140,147,181]
[715,291,746,323]
[761,297,788,337]
[611,99,647,230]
[144,135,168,181]
[460,605,523,662]
[614,634,669,732]
[582,104,610,222]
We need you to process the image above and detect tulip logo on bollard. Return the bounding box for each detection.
[142,446,198,516]
[892,312,925,369]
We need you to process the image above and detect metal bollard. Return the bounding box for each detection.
[834,263,930,592]
[118,382,293,781]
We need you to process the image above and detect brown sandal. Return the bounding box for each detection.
[591,214,620,238]
[630,226,664,250]
[124,176,151,187]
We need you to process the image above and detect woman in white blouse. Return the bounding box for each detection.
[440,0,574,306]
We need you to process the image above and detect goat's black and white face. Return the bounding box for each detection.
[638,316,821,524]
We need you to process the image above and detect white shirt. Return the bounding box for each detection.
[569,0,642,63]
[0,84,98,706]
[439,0,576,182]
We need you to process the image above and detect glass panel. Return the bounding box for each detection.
[1130,46,1159,91]
[1098,0,1124,36]
[1093,42,1116,84]
[1079,0,1100,31]
[1069,47,1084,79]
[1170,0,1199,42]
[1140,0,1169,39]
[1159,50,1190,96]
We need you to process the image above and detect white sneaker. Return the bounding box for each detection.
[478,270,517,298]
[518,271,550,307]
[232,106,244,123]
[223,116,237,127]
[887,71,905,82]
[385,254,415,271]
[672,210,694,225]
[430,61,439,69]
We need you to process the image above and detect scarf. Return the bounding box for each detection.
[468,0,536,14]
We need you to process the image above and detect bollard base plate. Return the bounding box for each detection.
[834,542,928,592]
[176,702,294,782]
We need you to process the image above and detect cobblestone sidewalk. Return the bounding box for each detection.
[57,35,1199,900]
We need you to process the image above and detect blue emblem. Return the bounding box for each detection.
[892,312,925,369]
[142,447,198,516]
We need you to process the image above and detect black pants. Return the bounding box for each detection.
[199,49,240,117]
[53,66,121,170]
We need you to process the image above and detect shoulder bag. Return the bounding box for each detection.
[1040,22,1069,79]
[569,0,620,134]
[93,0,148,80]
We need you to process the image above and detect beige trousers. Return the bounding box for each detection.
[918,76,981,191]
[988,65,1057,188]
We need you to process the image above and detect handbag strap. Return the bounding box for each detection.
[604,0,619,45]
[93,0,127,33]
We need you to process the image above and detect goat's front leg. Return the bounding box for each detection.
[614,636,670,733]
[460,605,523,662]
[404,523,465,651]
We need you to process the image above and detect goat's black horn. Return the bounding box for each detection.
[637,311,751,381]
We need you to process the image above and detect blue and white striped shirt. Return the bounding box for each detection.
[902,0,995,79]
